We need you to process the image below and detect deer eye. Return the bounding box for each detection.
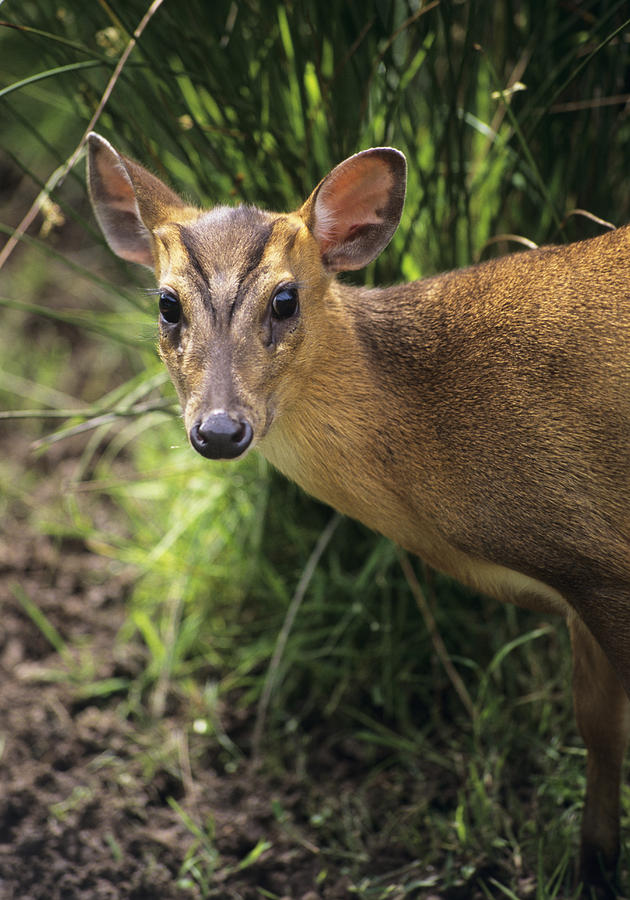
[159,289,181,325]
[271,285,299,320]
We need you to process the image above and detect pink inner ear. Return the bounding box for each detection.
[313,157,392,252]
[98,158,139,216]
[90,146,154,267]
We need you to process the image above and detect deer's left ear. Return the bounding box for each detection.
[87,132,187,268]
[300,148,406,272]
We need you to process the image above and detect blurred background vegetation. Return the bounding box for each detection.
[2,0,630,896]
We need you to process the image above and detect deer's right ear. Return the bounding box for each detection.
[87,133,186,268]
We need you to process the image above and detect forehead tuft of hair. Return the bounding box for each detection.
[177,205,276,283]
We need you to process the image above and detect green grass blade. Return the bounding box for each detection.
[0,60,107,100]
[11,582,72,664]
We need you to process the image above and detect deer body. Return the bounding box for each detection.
[269,236,630,629]
[87,133,630,896]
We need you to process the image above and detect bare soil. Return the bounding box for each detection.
[0,470,353,900]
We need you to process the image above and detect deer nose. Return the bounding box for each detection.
[189,411,253,460]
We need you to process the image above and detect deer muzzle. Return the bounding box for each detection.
[189,410,254,460]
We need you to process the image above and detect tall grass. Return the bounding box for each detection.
[2,1,630,895]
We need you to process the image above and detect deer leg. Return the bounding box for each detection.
[568,613,630,897]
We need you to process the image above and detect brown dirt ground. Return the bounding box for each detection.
[0,448,359,900]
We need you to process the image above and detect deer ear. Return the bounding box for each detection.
[87,133,186,268]
[300,148,406,272]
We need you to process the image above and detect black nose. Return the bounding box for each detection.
[189,412,253,460]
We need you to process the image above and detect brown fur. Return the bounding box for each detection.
[87,133,630,896]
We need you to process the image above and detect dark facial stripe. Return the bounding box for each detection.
[230,264,271,322]
[229,218,303,320]
[240,218,274,279]
[229,222,275,321]
[176,224,217,320]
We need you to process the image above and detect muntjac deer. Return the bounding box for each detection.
[87,132,630,897]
